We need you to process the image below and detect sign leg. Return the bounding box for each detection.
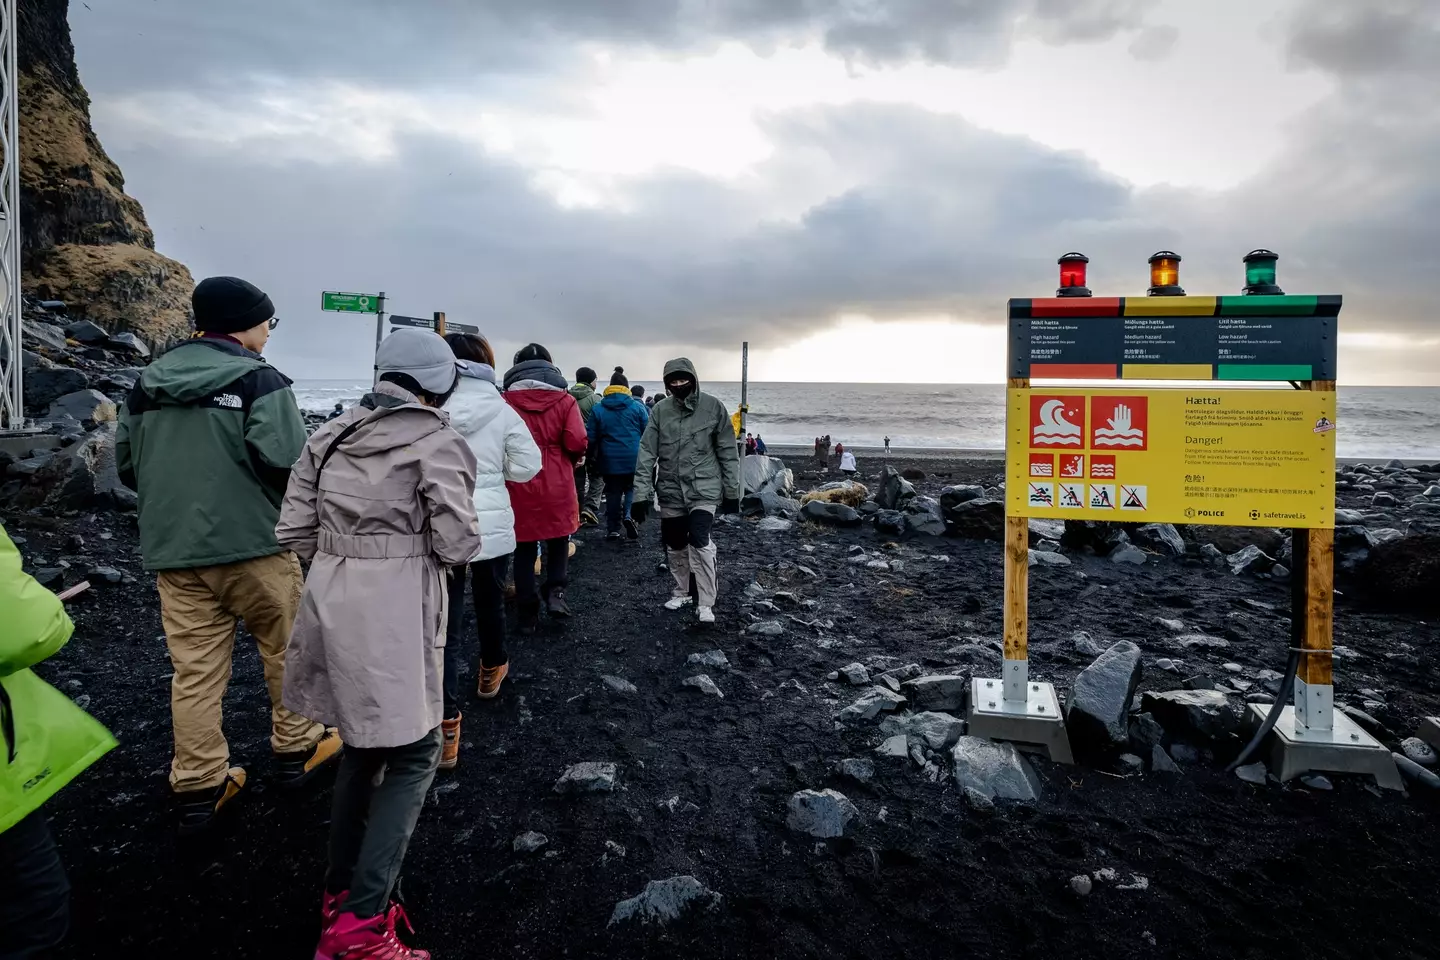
[1293,526,1335,731]
[1003,514,1030,703]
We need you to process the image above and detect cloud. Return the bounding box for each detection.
[1286,0,1440,77]
[1127,24,1179,62]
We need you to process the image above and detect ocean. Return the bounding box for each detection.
[291,381,1440,460]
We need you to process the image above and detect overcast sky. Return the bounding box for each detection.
[68,0,1440,385]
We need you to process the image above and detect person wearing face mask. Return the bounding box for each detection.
[630,358,741,624]
[277,328,482,960]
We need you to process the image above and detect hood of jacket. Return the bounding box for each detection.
[662,356,700,410]
[569,381,596,403]
[506,385,573,416]
[600,385,638,409]
[446,375,506,437]
[138,337,277,403]
[334,381,451,459]
[456,359,496,384]
[504,359,568,392]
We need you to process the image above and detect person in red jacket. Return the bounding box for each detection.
[502,344,587,633]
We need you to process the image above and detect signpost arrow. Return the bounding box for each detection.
[388,315,435,329]
[322,291,381,314]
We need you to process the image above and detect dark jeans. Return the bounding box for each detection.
[325,727,442,919]
[444,556,511,719]
[0,812,70,958]
[514,538,569,605]
[603,474,636,534]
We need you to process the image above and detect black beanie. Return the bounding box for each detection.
[609,366,629,387]
[192,276,274,334]
[576,366,597,385]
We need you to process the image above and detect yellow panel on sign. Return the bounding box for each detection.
[1006,388,1336,528]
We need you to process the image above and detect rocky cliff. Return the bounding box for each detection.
[17,0,192,344]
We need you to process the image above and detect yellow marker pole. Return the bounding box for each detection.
[434,311,447,337]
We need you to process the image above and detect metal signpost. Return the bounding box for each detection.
[977,250,1399,788]
[0,0,22,431]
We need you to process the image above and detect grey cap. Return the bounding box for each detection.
[376,328,461,394]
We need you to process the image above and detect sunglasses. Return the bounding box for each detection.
[268,317,280,330]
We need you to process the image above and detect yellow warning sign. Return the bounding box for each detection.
[1006,388,1336,528]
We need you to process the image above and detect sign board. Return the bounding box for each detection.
[388,315,481,334]
[1006,387,1336,528]
[322,291,380,314]
[1007,295,1339,380]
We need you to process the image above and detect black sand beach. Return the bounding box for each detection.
[6,453,1439,959]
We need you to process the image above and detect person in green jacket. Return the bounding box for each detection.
[569,366,603,526]
[630,358,741,625]
[0,525,116,957]
[115,276,341,835]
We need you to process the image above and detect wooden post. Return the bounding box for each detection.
[434,311,447,337]
[1294,379,1336,730]
[1004,376,1030,702]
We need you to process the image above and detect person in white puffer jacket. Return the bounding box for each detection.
[436,333,541,769]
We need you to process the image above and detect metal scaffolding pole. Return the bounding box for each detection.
[0,0,21,429]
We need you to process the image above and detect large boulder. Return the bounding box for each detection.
[880,711,966,751]
[801,500,863,527]
[951,737,1041,801]
[1227,544,1275,576]
[1180,524,1285,555]
[22,322,69,352]
[741,490,801,519]
[945,499,1005,541]
[1061,520,1129,556]
[1334,525,1376,575]
[22,367,88,410]
[787,789,861,838]
[13,422,132,511]
[900,675,967,712]
[902,496,947,537]
[47,389,115,423]
[1356,534,1440,612]
[1141,690,1238,742]
[1131,523,1185,558]
[609,876,721,927]
[1066,642,1144,757]
[104,332,151,359]
[742,455,792,497]
[874,509,905,536]
[63,319,110,344]
[877,466,917,511]
[940,484,985,514]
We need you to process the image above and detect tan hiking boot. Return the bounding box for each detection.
[175,766,247,836]
[477,663,510,699]
[275,727,344,790]
[438,716,462,770]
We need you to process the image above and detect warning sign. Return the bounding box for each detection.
[1007,387,1336,528]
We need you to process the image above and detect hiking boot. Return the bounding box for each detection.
[438,716,462,771]
[274,727,344,790]
[581,510,600,527]
[315,904,428,960]
[697,606,716,624]
[664,594,694,611]
[477,663,509,699]
[321,889,350,932]
[547,588,571,619]
[606,531,623,542]
[623,518,639,540]
[174,766,247,837]
[517,601,541,636]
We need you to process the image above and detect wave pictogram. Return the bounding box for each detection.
[1033,400,1081,446]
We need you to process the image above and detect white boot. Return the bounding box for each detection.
[664,548,693,609]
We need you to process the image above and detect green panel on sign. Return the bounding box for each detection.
[321,291,380,314]
[1217,364,1313,380]
[1216,295,1318,316]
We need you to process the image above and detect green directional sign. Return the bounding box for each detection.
[322,291,380,314]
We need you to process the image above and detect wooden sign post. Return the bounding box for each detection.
[977,264,1400,787]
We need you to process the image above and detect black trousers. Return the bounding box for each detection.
[444,555,511,718]
[325,728,442,919]
[0,812,70,958]
[514,538,569,604]
[603,473,635,534]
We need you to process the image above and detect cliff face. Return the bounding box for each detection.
[17,0,193,344]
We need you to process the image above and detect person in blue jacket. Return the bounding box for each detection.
[587,367,650,541]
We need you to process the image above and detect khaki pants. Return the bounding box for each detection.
[157,551,324,793]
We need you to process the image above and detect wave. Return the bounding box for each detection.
[1093,436,1144,447]
[1033,434,1081,445]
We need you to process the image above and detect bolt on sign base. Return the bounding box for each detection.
[1244,704,1403,791]
[967,677,1074,764]
[1415,717,1440,754]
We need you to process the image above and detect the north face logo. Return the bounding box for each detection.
[215,393,242,409]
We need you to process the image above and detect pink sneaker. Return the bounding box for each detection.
[321,890,349,931]
[314,905,429,960]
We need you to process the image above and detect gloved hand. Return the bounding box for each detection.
[720,497,741,516]
[630,501,651,525]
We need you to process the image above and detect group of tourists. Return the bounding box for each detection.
[0,275,741,958]
[743,432,768,456]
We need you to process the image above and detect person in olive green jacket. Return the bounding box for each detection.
[631,358,741,625]
[569,366,603,525]
[0,525,116,956]
[115,276,340,835]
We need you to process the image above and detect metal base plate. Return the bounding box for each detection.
[1415,717,1440,754]
[967,678,1073,764]
[1245,704,1403,791]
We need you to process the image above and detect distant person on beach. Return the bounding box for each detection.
[327,402,344,421]
[745,433,757,456]
[840,449,857,476]
[277,328,480,960]
[505,344,588,633]
[116,276,339,835]
[631,358,740,625]
[0,526,116,957]
[440,333,541,759]
[834,441,845,459]
[754,434,767,455]
[569,366,603,526]
[884,436,891,453]
[588,366,650,542]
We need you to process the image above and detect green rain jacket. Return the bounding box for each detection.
[1,526,116,834]
[116,337,308,571]
[634,358,740,509]
[568,382,600,425]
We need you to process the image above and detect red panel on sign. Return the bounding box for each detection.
[1028,297,1122,317]
[1030,363,1118,379]
[1029,454,1055,477]
[1029,395,1086,449]
[1090,396,1149,451]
